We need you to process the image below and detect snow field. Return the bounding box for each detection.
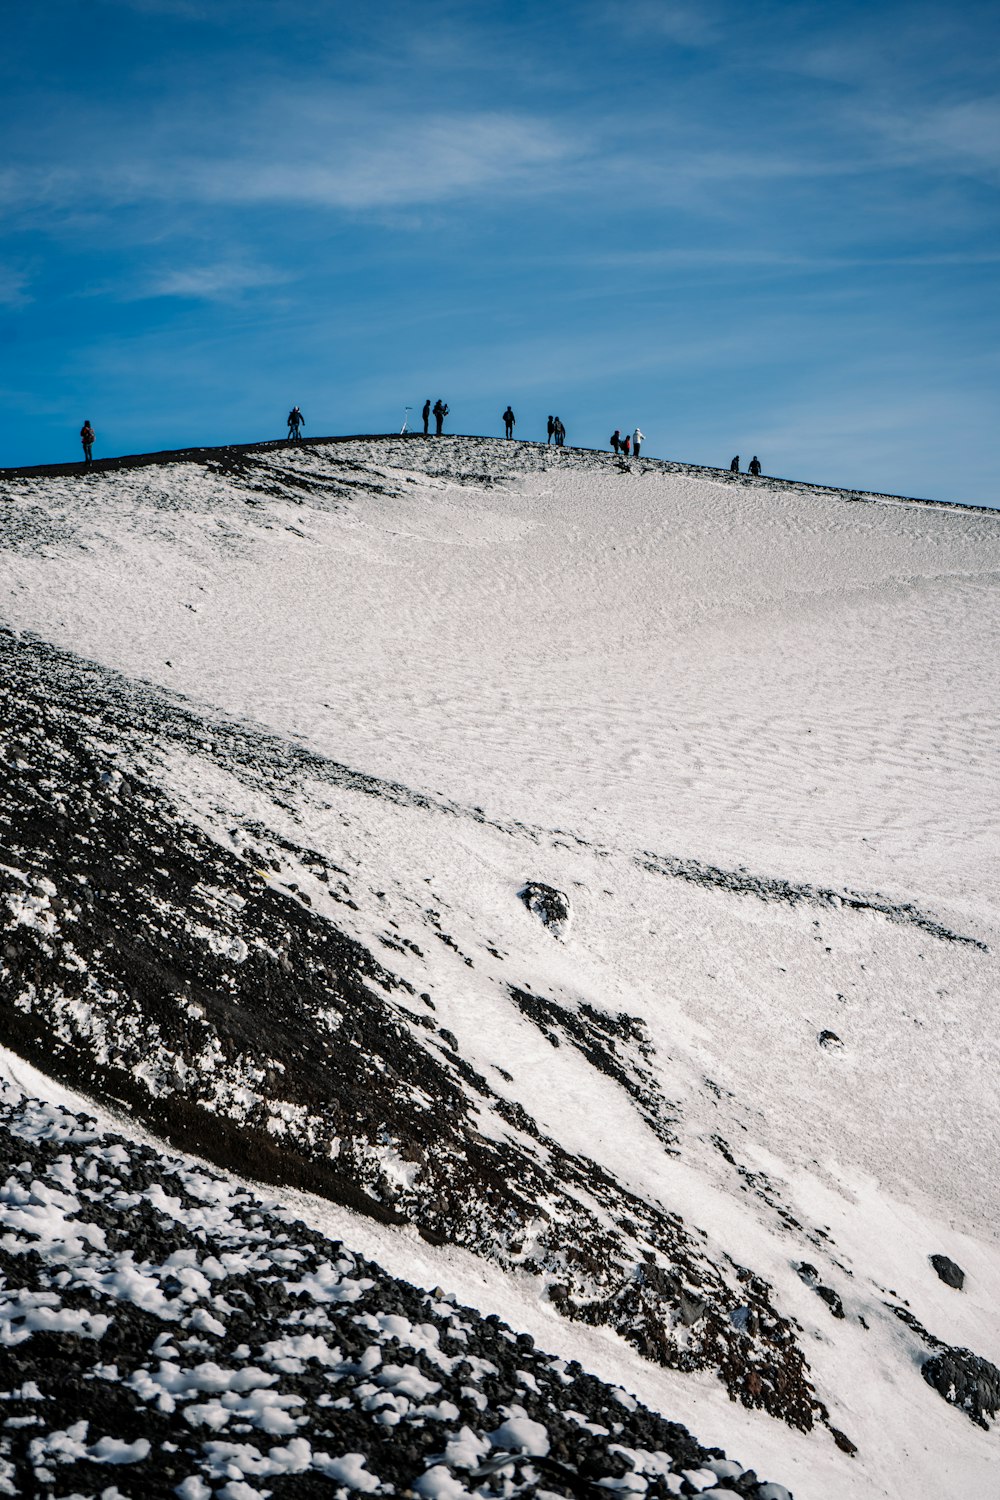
[2,435,999,1498]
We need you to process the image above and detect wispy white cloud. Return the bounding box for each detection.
[582,246,1000,272]
[867,98,1000,180]
[141,261,291,300]
[595,0,723,47]
[192,113,576,210]
[0,105,579,217]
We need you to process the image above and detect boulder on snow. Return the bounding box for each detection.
[922,1348,1000,1428]
[816,1284,845,1319]
[518,881,571,935]
[929,1253,965,1290]
[795,1263,844,1317]
[817,1030,843,1050]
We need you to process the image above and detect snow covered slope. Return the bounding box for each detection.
[1,435,999,1499]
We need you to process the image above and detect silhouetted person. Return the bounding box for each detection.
[433,399,448,435]
[730,455,740,473]
[748,455,761,476]
[633,426,644,458]
[502,406,515,438]
[546,415,555,445]
[621,433,631,458]
[610,429,621,454]
[422,399,431,435]
[80,421,95,465]
[287,407,304,439]
[554,417,566,447]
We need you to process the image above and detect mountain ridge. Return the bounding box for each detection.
[3,430,995,515]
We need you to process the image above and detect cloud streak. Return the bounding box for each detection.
[140,261,291,300]
[0,103,580,218]
[867,97,1000,180]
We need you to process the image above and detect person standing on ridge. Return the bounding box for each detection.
[502,406,515,438]
[621,433,631,458]
[546,415,555,445]
[748,455,761,476]
[287,407,304,440]
[633,426,644,458]
[80,421,95,465]
[730,455,740,473]
[554,417,566,447]
[422,399,431,435]
[610,429,621,455]
[433,399,448,435]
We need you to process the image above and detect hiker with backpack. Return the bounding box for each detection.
[610,429,621,455]
[287,407,304,440]
[730,455,740,474]
[433,399,448,435]
[80,421,95,465]
[502,406,515,438]
[748,455,761,476]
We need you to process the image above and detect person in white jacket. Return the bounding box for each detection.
[632,427,645,458]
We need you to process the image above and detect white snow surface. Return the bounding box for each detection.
[2,435,1000,1498]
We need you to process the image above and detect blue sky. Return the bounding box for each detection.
[1,0,998,502]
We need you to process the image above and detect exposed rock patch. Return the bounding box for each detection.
[0,628,827,1434]
[922,1349,1000,1429]
[518,882,571,936]
[929,1253,965,1290]
[639,850,987,951]
[0,1082,796,1499]
[794,1265,845,1320]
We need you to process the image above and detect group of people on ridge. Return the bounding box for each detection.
[74,408,764,478]
[421,399,449,435]
[610,427,644,458]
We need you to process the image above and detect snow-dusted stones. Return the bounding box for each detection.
[0,1082,794,1499]
[517,882,571,936]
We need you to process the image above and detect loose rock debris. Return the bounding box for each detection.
[0,1083,793,1499]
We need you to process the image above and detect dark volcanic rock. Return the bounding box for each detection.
[0,1084,796,1499]
[795,1264,844,1319]
[518,881,571,934]
[815,1286,845,1320]
[888,1302,999,1431]
[922,1348,1000,1429]
[929,1253,965,1290]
